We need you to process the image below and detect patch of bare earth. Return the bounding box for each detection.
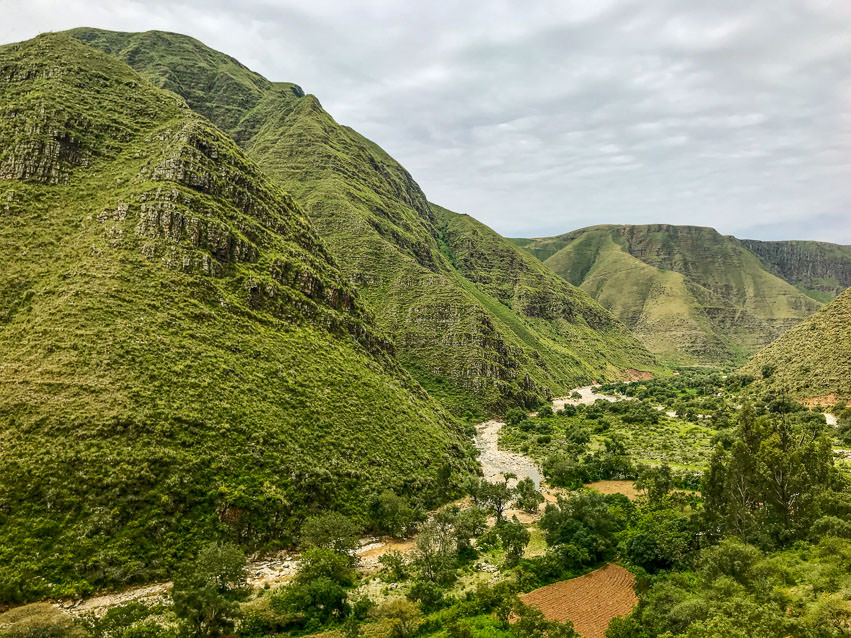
[799,393,839,408]
[621,369,654,381]
[585,480,639,500]
[520,564,637,638]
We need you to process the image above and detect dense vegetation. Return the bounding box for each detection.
[0,33,478,601]
[513,225,825,366]
[69,28,659,414]
[3,371,848,637]
[741,287,851,403]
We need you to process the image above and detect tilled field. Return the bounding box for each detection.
[520,564,637,638]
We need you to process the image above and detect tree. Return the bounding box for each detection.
[413,520,456,584]
[479,479,514,523]
[514,477,544,513]
[703,409,835,544]
[506,407,528,426]
[270,548,356,627]
[496,517,530,566]
[636,463,673,504]
[511,600,579,638]
[368,490,421,537]
[452,506,488,554]
[374,600,422,638]
[301,512,361,562]
[171,542,246,638]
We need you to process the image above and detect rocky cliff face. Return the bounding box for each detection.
[739,239,851,302]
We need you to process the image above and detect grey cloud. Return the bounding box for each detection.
[2,0,849,242]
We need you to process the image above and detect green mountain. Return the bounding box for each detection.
[0,33,476,599]
[738,239,851,303]
[741,287,851,403]
[513,225,822,367]
[70,28,659,412]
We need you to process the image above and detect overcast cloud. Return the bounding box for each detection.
[2,0,850,242]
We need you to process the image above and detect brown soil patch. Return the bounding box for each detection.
[585,480,639,500]
[520,564,637,638]
[621,369,654,381]
[799,393,841,408]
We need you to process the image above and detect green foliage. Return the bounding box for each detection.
[81,603,176,638]
[612,537,851,638]
[0,604,86,638]
[540,491,633,568]
[268,547,357,630]
[171,542,246,638]
[0,33,476,601]
[513,478,545,513]
[413,520,457,585]
[300,512,361,558]
[495,518,531,567]
[506,407,529,426]
[379,551,409,582]
[368,490,425,537]
[702,405,838,545]
[741,287,851,402]
[518,224,823,367]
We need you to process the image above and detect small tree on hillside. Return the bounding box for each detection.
[513,477,544,513]
[301,511,361,563]
[171,542,247,638]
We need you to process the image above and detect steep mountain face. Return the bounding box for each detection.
[738,239,851,303]
[0,33,476,599]
[514,225,822,367]
[741,287,851,403]
[433,205,659,392]
[71,28,658,412]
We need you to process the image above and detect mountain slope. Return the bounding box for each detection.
[738,239,851,303]
[0,33,475,600]
[741,287,851,403]
[514,225,822,366]
[70,27,658,412]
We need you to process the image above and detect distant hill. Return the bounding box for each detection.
[737,239,851,303]
[513,225,823,366]
[741,287,851,403]
[71,28,659,412]
[0,33,476,598]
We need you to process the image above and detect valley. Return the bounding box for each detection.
[0,18,849,638]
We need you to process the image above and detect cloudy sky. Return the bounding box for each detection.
[3,0,850,242]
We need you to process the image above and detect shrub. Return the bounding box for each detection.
[301,512,361,558]
[171,542,246,638]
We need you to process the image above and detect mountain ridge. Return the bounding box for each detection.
[0,32,475,598]
[513,224,827,366]
[70,27,660,413]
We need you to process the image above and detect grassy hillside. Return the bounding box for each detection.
[739,238,851,302]
[433,205,660,386]
[514,225,821,367]
[0,33,477,600]
[71,28,658,413]
[741,286,851,403]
